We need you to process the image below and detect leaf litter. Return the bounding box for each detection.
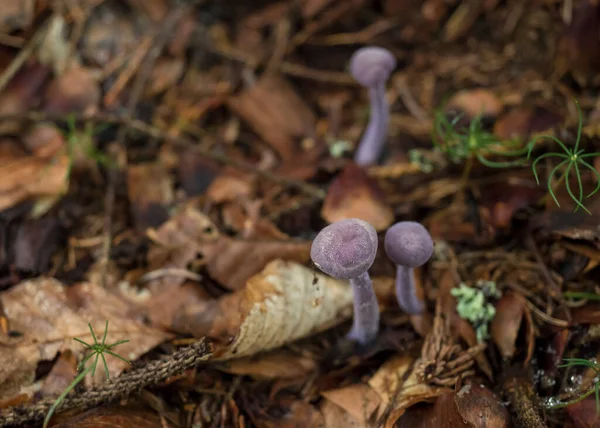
[0,0,600,427]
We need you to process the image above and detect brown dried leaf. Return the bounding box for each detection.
[227,74,322,178]
[321,163,394,232]
[51,405,162,428]
[321,384,381,425]
[125,0,168,21]
[454,380,511,427]
[40,350,77,397]
[320,398,366,428]
[446,88,503,119]
[44,66,100,115]
[173,260,353,359]
[490,291,527,359]
[216,350,317,380]
[127,162,174,231]
[258,400,325,428]
[0,278,171,398]
[198,234,311,291]
[565,397,600,428]
[146,57,185,96]
[0,0,34,32]
[0,138,68,212]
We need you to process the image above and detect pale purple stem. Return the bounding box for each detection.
[354,81,388,166]
[395,265,424,315]
[346,271,380,344]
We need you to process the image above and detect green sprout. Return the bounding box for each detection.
[564,291,600,302]
[62,115,112,180]
[43,321,130,428]
[545,358,600,414]
[450,280,501,343]
[527,100,600,214]
[432,109,529,179]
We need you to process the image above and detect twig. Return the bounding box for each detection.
[0,339,213,427]
[0,111,327,199]
[502,374,549,428]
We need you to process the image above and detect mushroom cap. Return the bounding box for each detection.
[310,218,378,280]
[349,46,397,88]
[384,221,434,268]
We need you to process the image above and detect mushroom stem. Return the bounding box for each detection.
[347,271,380,344]
[395,265,424,315]
[354,81,388,166]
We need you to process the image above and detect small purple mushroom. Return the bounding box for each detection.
[310,218,380,344]
[384,221,434,315]
[349,46,397,166]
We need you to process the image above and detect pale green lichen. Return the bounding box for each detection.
[450,280,501,343]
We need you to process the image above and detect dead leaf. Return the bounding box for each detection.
[320,398,366,428]
[446,88,503,119]
[125,0,168,21]
[40,350,77,397]
[173,260,354,359]
[51,405,163,428]
[0,278,171,398]
[0,137,69,213]
[0,0,34,32]
[321,162,394,232]
[258,400,325,428]
[216,350,317,380]
[13,216,61,273]
[490,291,533,361]
[127,162,174,231]
[146,57,185,96]
[321,384,381,425]
[565,397,600,428]
[44,66,100,115]
[454,380,511,427]
[227,73,323,178]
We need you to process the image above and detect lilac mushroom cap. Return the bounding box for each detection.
[349,47,397,89]
[310,218,380,344]
[384,221,434,315]
[310,218,378,280]
[349,46,397,167]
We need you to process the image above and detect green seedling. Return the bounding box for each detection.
[62,115,112,180]
[451,280,501,343]
[545,358,600,414]
[432,109,529,179]
[527,101,600,214]
[564,291,600,302]
[43,321,130,428]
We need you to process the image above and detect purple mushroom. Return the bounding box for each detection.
[384,221,434,315]
[349,46,397,166]
[310,218,380,344]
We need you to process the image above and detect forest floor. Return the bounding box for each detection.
[1,0,600,427]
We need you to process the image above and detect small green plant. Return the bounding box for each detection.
[450,280,501,343]
[527,101,600,215]
[545,358,600,414]
[43,321,130,428]
[432,109,530,178]
[62,115,112,180]
[564,291,600,302]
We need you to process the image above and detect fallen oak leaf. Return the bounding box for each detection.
[172,260,354,359]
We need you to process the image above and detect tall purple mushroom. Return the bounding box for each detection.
[384,221,434,315]
[310,218,380,344]
[349,46,397,166]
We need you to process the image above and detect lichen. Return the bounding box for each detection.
[450,280,501,343]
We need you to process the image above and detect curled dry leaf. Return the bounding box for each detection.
[0,278,171,399]
[321,162,394,232]
[0,136,68,213]
[173,260,353,359]
[490,291,535,363]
